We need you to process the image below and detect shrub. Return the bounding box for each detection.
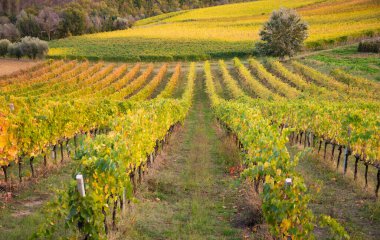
[358,38,380,53]
[16,10,41,37]
[8,42,23,59]
[113,17,132,30]
[0,39,11,56]
[256,8,308,59]
[19,37,49,59]
[59,6,86,37]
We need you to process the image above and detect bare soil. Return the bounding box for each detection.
[0,58,41,76]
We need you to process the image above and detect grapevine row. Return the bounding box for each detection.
[33,63,196,239]
[248,58,300,99]
[157,63,181,98]
[204,61,318,238]
[130,63,168,101]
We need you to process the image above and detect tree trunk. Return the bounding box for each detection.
[60,142,64,163]
[318,140,322,153]
[18,156,23,182]
[53,145,57,163]
[30,156,35,178]
[74,134,78,153]
[343,147,351,175]
[43,151,47,167]
[336,146,342,169]
[112,199,118,229]
[331,144,336,161]
[137,165,142,184]
[130,171,136,193]
[2,166,8,182]
[376,169,380,198]
[354,156,359,181]
[364,164,369,188]
[102,206,108,235]
[66,139,71,159]
[303,131,307,148]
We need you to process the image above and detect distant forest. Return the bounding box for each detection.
[1,0,246,21]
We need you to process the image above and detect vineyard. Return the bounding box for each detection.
[47,0,380,61]
[0,54,379,239]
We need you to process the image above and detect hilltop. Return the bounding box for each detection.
[48,0,380,61]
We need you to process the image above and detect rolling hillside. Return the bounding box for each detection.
[48,0,380,61]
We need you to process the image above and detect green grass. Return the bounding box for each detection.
[302,44,380,81]
[289,145,380,240]
[0,164,74,239]
[48,38,252,62]
[114,66,252,239]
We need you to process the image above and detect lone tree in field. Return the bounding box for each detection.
[257,8,308,59]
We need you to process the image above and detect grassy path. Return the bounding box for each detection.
[290,146,380,240]
[117,68,250,240]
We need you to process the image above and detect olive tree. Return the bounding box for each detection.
[8,42,23,59]
[20,36,48,59]
[0,39,11,56]
[256,8,308,59]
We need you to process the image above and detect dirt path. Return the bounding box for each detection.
[116,67,257,240]
[0,58,41,76]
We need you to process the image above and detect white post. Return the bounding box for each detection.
[285,178,292,186]
[76,174,86,197]
[9,103,14,112]
[122,187,126,211]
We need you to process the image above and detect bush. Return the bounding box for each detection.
[0,39,11,56]
[19,37,49,59]
[8,42,23,59]
[113,17,132,30]
[256,8,308,59]
[358,38,380,53]
[16,10,41,37]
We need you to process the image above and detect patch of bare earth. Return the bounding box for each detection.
[0,58,41,76]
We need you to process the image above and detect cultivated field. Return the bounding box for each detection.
[48,0,380,61]
[1,0,380,239]
[1,54,379,239]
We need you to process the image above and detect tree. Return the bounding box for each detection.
[59,6,87,37]
[0,39,10,56]
[8,42,22,59]
[256,8,308,59]
[37,7,60,40]
[113,17,132,30]
[16,10,41,37]
[0,23,20,41]
[19,36,48,59]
